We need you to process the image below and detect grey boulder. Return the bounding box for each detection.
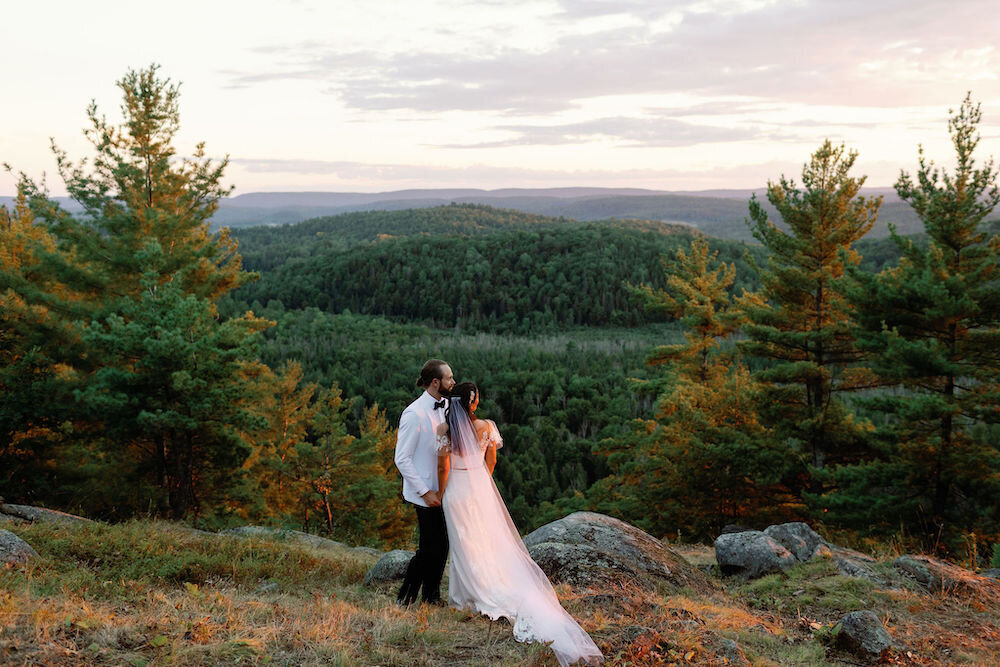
[523,512,712,592]
[763,522,824,561]
[363,549,414,586]
[0,529,38,566]
[715,530,797,579]
[835,610,892,658]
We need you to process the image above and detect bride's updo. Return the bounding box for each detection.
[448,382,478,415]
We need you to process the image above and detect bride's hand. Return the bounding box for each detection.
[436,422,449,436]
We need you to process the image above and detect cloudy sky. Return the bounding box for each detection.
[3,0,999,195]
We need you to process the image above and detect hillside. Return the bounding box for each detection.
[3,515,999,665]
[230,206,760,334]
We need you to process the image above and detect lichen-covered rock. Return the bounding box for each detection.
[982,568,1000,581]
[894,555,1000,602]
[0,503,92,524]
[713,638,750,666]
[221,526,348,550]
[834,556,880,582]
[835,610,892,658]
[763,522,824,561]
[527,541,650,591]
[523,512,712,592]
[0,529,38,566]
[363,549,414,586]
[715,531,797,579]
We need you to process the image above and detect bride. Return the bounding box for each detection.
[435,382,602,666]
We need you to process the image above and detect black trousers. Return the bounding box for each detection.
[397,504,448,604]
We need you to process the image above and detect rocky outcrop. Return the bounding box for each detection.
[220,525,380,559]
[835,610,892,659]
[0,529,38,565]
[716,522,882,581]
[714,531,797,578]
[0,502,92,524]
[894,555,1000,602]
[221,525,348,548]
[523,512,713,593]
[363,549,414,586]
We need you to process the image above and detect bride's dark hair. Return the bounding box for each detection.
[444,381,479,456]
[448,382,479,415]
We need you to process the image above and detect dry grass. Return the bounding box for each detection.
[3,521,1000,665]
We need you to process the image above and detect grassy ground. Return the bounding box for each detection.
[2,519,998,665]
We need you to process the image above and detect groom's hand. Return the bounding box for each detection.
[422,490,442,507]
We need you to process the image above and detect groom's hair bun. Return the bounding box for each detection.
[416,359,448,388]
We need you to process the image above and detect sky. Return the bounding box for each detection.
[3,0,1000,196]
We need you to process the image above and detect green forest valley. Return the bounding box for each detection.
[3,67,1000,665]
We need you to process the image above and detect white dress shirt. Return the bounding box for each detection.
[394,391,447,507]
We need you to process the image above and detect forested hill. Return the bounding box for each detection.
[233,203,631,271]
[230,205,760,333]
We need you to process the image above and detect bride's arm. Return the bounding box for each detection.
[485,444,497,475]
[437,451,450,497]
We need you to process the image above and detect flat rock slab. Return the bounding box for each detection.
[0,503,92,524]
[523,512,712,593]
[715,530,797,579]
[363,549,414,586]
[836,610,892,659]
[221,526,348,550]
[894,555,1000,603]
[0,529,38,566]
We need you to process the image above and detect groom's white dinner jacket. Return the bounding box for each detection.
[394,391,447,507]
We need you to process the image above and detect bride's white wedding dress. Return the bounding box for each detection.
[437,406,602,667]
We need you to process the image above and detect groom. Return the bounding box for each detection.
[394,358,455,606]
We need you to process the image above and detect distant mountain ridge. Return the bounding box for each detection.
[1,187,921,241]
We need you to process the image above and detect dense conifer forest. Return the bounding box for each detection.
[3,67,1000,566]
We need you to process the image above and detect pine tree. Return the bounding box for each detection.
[600,238,792,538]
[629,237,740,382]
[0,186,90,499]
[241,361,318,522]
[739,141,880,491]
[9,66,266,518]
[47,65,250,301]
[76,274,269,517]
[842,96,1000,549]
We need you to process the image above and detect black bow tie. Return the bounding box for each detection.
[433,400,446,410]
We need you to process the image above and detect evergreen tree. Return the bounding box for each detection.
[76,273,269,518]
[841,96,1000,549]
[739,141,880,492]
[8,66,266,518]
[47,65,250,301]
[241,361,318,522]
[598,238,792,538]
[0,189,71,495]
